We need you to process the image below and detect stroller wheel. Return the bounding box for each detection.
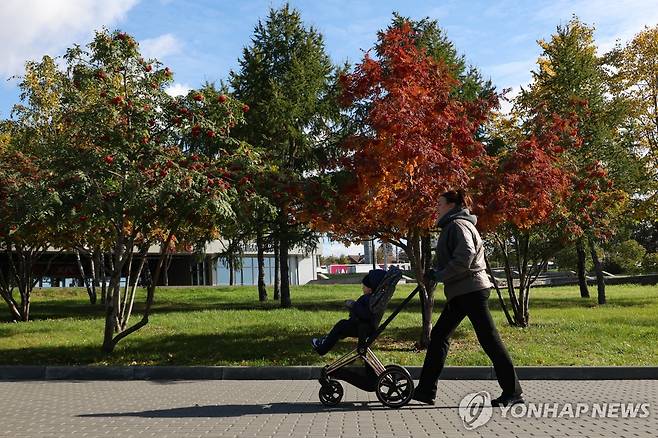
[376,365,414,408]
[319,379,343,406]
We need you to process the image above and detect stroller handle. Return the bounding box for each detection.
[363,282,430,350]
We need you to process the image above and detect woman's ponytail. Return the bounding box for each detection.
[441,189,471,209]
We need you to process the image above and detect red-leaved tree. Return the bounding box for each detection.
[471,111,583,326]
[306,22,497,347]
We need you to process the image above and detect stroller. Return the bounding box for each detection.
[317,266,427,408]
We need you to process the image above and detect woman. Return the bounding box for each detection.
[413,190,524,407]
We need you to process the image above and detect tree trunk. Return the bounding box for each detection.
[496,235,525,327]
[19,290,29,322]
[512,234,530,328]
[405,231,430,348]
[256,228,267,301]
[484,254,515,326]
[588,236,606,305]
[521,234,531,325]
[142,255,153,287]
[102,266,123,352]
[75,249,96,304]
[121,250,147,331]
[273,240,280,300]
[228,255,234,286]
[118,250,134,328]
[102,232,175,353]
[163,254,172,286]
[4,247,41,322]
[279,228,291,308]
[102,233,128,352]
[515,235,526,326]
[576,238,590,298]
[415,234,434,348]
[519,283,531,327]
[99,252,107,305]
[0,254,23,321]
[89,251,97,304]
[0,292,22,321]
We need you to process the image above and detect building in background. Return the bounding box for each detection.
[206,241,320,286]
[3,240,321,288]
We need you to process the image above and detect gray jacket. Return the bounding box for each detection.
[432,208,492,301]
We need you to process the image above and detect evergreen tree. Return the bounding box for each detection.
[388,13,495,102]
[230,4,341,307]
[517,16,640,304]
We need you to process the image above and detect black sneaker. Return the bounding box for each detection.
[491,393,525,407]
[412,388,436,405]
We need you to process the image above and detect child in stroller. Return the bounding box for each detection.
[314,266,427,408]
[311,269,387,356]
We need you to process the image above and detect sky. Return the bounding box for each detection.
[1,0,657,256]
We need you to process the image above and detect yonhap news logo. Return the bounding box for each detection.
[458,391,493,430]
[459,391,651,430]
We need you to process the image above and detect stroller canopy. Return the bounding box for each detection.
[368,267,403,326]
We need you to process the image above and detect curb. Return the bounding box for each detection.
[1,366,657,381]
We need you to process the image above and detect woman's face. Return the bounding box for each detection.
[437,196,456,221]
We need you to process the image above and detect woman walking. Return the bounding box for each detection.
[413,190,524,407]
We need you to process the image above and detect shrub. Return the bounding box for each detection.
[642,253,658,274]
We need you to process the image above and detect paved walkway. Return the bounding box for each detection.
[1,379,656,437]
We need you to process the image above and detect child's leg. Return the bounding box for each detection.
[316,318,359,355]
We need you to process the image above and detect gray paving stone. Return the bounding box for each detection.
[0,379,656,437]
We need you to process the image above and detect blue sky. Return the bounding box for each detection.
[1,0,656,255]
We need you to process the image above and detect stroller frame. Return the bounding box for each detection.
[318,271,424,408]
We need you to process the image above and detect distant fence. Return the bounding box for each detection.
[506,273,658,288]
[310,271,658,287]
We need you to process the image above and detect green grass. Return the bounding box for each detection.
[0,283,657,366]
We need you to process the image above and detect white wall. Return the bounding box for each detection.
[297,251,317,285]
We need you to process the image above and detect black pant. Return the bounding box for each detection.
[417,288,522,397]
[318,317,373,355]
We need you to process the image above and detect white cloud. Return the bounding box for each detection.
[535,0,658,52]
[0,0,138,78]
[485,0,658,113]
[486,58,536,79]
[139,33,183,60]
[165,83,191,97]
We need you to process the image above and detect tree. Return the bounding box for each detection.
[0,54,70,321]
[607,25,658,221]
[604,239,646,274]
[643,252,658,273]
[174,83,268,293]
[389,13,494,102]
[17,29,248,352]
[230,4,341,307]
[517,17,637,303]
[0,136,61,321]
[306,21,497,346]
[553,244,593,272]
[471,112,581,327]
[633,219,658,253]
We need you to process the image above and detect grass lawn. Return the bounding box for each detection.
[0,283,656,366]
